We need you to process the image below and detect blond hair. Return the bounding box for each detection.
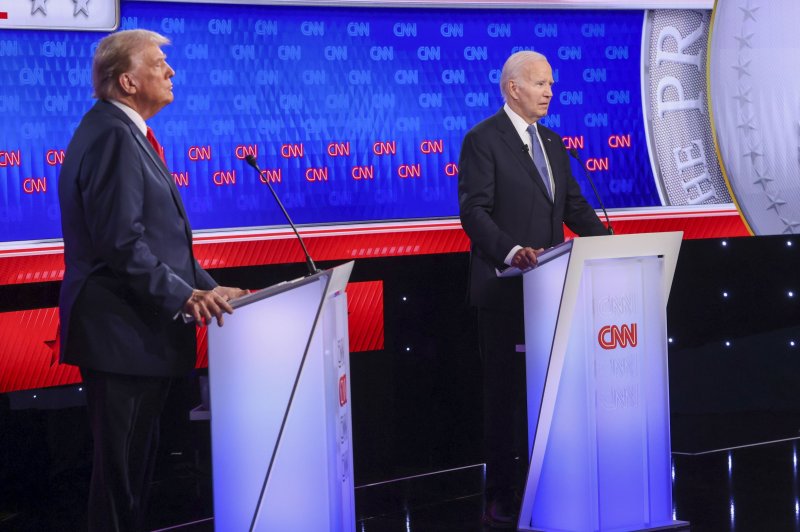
[92,29,170,100]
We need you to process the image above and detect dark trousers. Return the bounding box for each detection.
[478,308,528,504]
[81,368,172,532]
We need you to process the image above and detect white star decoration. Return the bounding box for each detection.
[739,2,760,22]
[753,173,773,189]
[733,87,752,106]
[30,0,47,15]
[780,217,800,234]
[732,57,751,79]
[753,166,775,191]
[73,0,89,16]
[733,30,754,50]
[742,148,762,165]
[765,192,786,213]
[736,116,756,131]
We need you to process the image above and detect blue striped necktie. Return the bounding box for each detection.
[527,124,552,199]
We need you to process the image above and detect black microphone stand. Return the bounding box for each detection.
[568,148,614,235]
[244,155,320,275]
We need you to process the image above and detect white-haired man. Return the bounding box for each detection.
[458,50,608,528]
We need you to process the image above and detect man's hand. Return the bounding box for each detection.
[511,247,544,270]
[213,285,249,302]
[182,287,242,327]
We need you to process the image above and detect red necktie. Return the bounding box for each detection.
[146,126,166,165]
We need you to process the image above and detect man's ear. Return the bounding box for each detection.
[507,80,518,100]
[118,72,136,95]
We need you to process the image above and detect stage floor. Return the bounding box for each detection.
[4,433,799,531]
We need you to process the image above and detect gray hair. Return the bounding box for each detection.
[499,51,548,101]
[92,29,170,100]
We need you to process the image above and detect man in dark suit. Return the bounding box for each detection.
[58,29,246,531]
[458,51,608,528]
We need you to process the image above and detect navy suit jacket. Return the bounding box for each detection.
[58,100,216,376]
[458,108,607,310]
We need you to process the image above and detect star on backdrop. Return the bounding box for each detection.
[30,0,47,16]
[73,0,89,17]
[739,2,760,23]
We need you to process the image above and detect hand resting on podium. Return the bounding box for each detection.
[182,285,249,326]
[511,246,545,270]
[496,246,545,277]
[495,243,576,278]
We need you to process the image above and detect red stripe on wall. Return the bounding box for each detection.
[0,211,748,287]
[0,308,79,393]
[345,280,385,353]
[0,281,385,393]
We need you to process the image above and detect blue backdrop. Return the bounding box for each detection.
[0,2,657,242]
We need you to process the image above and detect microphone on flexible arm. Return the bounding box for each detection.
[244,154,320,276]
[568,148,614,235]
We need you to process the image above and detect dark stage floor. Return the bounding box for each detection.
[4,431,800,531]
[4,238,800,530]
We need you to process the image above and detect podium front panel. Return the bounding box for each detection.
[586,256,671,528]
[208,278,325,531]
[521,244,677,531]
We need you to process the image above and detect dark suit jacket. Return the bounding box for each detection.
[458,108,607,310]
[58,100,216,376]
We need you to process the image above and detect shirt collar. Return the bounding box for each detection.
[109,99,147,136]
[503,103,538,142]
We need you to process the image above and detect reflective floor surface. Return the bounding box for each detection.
[4,238,800,531]
[356,437,800,532]
[4,432,800,531]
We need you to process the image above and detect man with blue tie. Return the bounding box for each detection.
[458,51,608,528]
[58,29,247,531]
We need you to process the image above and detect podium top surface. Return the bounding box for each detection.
[497,240,574,278]
[497,232,682,278]
[230,261,354,310]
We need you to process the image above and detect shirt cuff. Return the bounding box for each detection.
[504,245,522,266]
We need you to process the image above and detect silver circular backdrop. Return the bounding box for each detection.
[709,0,800,235]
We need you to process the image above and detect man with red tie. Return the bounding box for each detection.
[58,29,246,531]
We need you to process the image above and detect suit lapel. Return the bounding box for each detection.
[131,127,184,203]
[131,127,194,244]
[93,101,193,241]
[135,127,172,183]
[494,110,553,203]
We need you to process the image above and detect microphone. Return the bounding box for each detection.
[568,148,614,235]
[522,144,529,153]
[244,154,320,276]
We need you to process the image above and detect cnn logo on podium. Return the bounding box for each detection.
[597,323,638,350]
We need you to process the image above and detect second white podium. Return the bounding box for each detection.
[516,233,686,531]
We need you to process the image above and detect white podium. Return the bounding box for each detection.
[207,262,355,532]
[516,233,687,531]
